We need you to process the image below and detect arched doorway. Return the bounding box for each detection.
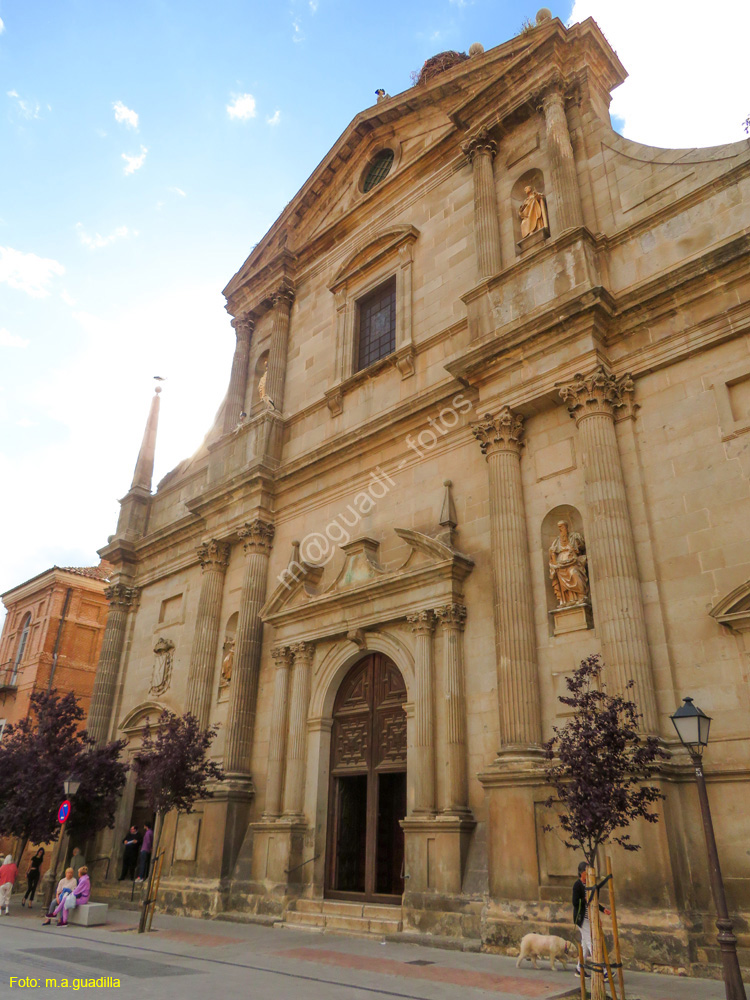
[325,653,407,902]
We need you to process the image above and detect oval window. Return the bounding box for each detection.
[362,149,395,192]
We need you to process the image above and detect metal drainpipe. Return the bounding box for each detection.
[47,587,72,691]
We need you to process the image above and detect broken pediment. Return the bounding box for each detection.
[709,580,750,632]
[327,537,385,592]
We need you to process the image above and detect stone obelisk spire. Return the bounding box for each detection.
[116,384,162,538]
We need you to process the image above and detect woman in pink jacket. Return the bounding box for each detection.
[54,866,90,927]
[0,855,18,915]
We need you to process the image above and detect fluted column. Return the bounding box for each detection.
[473,407,542,748]
[264,288,295,413]
[264,645,293,819]
[88,583,138,744]
[282,641,315,819]
[223,314,254,434]
[541,82,583,232]
[185,539,230,727]
[223,519,275,777]
[436,603,469,812]
[407,611,436,815]
[462,130,502,280]
[559,368,657,731]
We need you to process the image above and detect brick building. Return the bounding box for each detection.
[87,12,750,976]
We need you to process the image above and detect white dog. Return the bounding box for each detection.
[516,933,575,971]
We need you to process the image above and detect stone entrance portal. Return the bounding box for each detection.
[326,653,407,903]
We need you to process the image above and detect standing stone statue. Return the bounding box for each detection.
[518,185,548,238]
[257,357,268,404]
[219,638,234,690]
[549,520,588,605]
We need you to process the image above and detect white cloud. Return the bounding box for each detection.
[122,145,148,175]
[568,0,750,148]
[60,289,77,306]
[292,19,303,42]
[0,328,29,348]
[0,17,5,33]
[6,89,41,120]
[309,0,318,11]
[169,186,187,197]
[75,223,137,249]
[0,246,65,297]
[266,110,281,127]
[113,100,139,130]
[16,418,38,428]
[226,93,257,120]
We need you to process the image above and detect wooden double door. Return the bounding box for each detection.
[326,653,407,903]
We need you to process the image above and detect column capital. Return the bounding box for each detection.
[104,582,139,610]
[230,313,254,340]
[197,538,231,572]
[271,286,295,309]
[435,603,467,630]
[239,518,275,555]
[271,644,293,668]
[290,641,315,666]
[407,610,436,636]
[461,128,497,164]
[472,405,525,458]
[558,366,635,423]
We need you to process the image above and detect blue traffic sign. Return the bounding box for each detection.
[57,800,71,824]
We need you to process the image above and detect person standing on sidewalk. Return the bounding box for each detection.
[0,855,18,915]
[21,849,44,908]
[135,822,153,882]
[119,826,141,881]
[572,861,610,977]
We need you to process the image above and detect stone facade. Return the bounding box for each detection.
[89,15,750,977]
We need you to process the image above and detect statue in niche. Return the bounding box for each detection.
[549,520,588,606]
[150,637,175,695]
[518,185,549,239]
[257,357,269,404]
[219,638,234,691]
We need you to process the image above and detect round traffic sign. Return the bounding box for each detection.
[57,800,71,824]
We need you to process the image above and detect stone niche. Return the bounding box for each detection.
[511,168,550,253]
[541,504,593,637]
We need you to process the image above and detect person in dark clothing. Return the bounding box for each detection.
[21,849,45,908]
[119,826,141,881]
[572,861,610,977]
[135,823,153,882]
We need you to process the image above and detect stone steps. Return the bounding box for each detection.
[285,899,402,937]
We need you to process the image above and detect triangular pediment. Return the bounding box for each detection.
[710,579,750,631]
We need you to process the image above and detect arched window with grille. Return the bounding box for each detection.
[11,613,31,684]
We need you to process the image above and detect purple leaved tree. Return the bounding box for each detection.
[132,711,224,932]
[543,654,668,999]
[0,690,128,865]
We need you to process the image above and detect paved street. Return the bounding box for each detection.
[0,904,742,999]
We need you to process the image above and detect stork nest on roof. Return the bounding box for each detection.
[412,50,469,86]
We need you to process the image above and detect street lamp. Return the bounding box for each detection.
[63,776,81,798]
[671,698,747,1000]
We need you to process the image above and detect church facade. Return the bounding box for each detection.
[88,13,750,975]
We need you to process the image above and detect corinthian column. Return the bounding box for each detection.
[223,519,275,777]
[461,130,502,280]
[282,641,315,819]
[223,314,254,434]
[185,539,230,727]
[88,583,138,744]
[264,645,293,819]
[436,603,469,812]
[473,407,542,748]
[558,368,657,731]
[407,611,436,814]
[541,82,583,232]
[265,288,295,413]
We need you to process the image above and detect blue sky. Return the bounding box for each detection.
[1,0,749,614]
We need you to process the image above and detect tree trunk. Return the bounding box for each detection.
[589,866,607,1000]
[14,835,29,867]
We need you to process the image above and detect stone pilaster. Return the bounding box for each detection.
[473,407,542,748]
[435,603,469,813]
[265,288,295,413]
[462,130,502,280]
[282,641,315,819]
[558,367,658,730]
[407,611,436,815]
[87,583,139,744]
[264,645,293,819]
[223,519,275,777]
[223,314,254,434]
[541,82,583,233]
[185,539,230,727]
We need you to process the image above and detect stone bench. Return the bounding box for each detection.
[68,902,109,927]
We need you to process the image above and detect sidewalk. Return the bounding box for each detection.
[0,900,743,999]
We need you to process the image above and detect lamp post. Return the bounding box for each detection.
[670,698,747,1000]
[43,773,81,908]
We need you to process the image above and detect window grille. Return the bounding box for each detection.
[357,278,396,371]
[363,149,395,192]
